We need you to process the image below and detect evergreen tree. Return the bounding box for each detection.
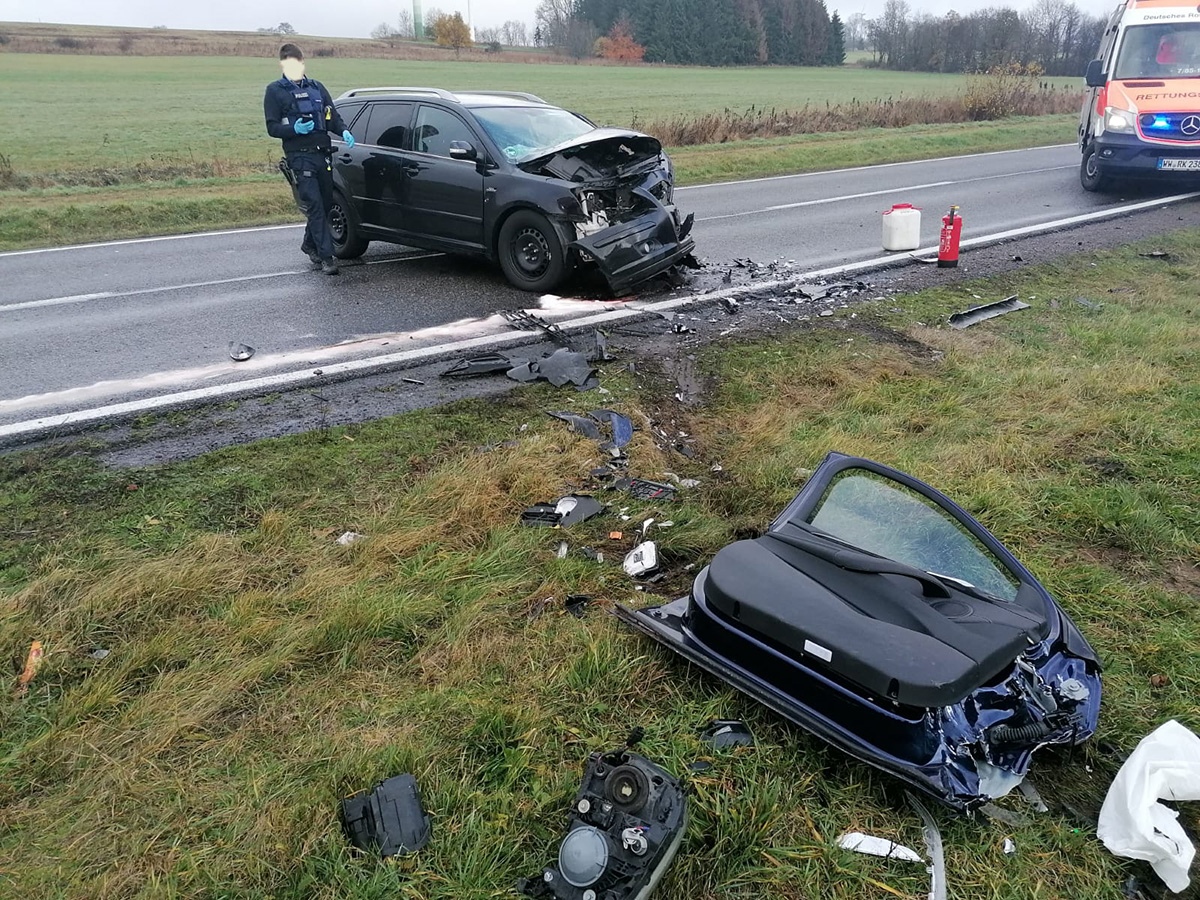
[825,11,846,65]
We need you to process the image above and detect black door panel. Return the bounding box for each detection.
[401,105,486,247]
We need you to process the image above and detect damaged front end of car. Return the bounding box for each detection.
[521,129,695,294]
[615,452,1102,812]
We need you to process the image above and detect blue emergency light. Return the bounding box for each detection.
[1150,116,1172,129]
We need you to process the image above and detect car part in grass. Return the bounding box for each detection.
[947,295,1031,329]
[907,791,948,900]
[1097,719,1200,893]
[699,720,755,749]
[521,496,605,529]
[623,541,659,578]
[836,832,924,863]
[340,773,431,859]
[517,746,686,900]
[615,451,1101,811]
[442,353,529,377]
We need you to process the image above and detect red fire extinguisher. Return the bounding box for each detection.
[938,206,963,268]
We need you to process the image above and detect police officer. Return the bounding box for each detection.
[264,43,354,275]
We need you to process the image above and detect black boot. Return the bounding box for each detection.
[301,243,321,266]
[321,258,340,276]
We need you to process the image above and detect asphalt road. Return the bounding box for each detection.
[1,143,1194,428]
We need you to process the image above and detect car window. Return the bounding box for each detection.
[471,106,596,161]
[363,102,413,149]
[336,101,365,137]
[1114,23,1200,79]
[411,105,477,158]
[806,469,1021,602]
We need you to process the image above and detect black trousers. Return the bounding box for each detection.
[288,150,335,261]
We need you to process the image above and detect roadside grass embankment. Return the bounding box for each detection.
[1,232,1197,899]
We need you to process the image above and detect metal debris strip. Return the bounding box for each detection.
[500,309,569,344]
[442,353,528,377]
[228,342,255,362]
[905,791,948,900]
[948,295,1031,329]
[547,411,602,440]
[548,409,634,450]
[836,832,925,863]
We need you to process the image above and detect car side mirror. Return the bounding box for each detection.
[1085,59,1105,88]
[448,141,477,161]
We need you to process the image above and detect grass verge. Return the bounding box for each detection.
[2,231,1198,897]
[0,116,1077,252]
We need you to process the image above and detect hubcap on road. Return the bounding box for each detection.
[513,227,550,278]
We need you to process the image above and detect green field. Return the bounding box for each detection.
[1,53,1077,177]
[2,232,1197,899]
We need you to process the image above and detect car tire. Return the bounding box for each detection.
[330,190,369,259]
[497,209,569,293]
[1080,144,1113,193]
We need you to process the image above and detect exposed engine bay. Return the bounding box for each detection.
[518,745,687,900]
[520,129,695,293]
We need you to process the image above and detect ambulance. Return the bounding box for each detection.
[1079,0,1200,191]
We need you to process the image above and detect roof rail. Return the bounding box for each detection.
[337,86,458,101]
[460,90,547,104]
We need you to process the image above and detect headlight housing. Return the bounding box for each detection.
[1103,106,1137,135]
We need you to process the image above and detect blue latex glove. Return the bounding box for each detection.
[342,130,355,148]
[293,118,315,135]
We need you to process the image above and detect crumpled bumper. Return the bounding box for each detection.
[570,204,695,294]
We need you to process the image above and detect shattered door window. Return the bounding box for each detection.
[807,470,1021,602]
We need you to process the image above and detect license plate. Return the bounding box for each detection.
[1158,158,1200,170]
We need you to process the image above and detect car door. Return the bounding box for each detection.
[399,104,487,248]
[350,101,414,232]
[331,101,367,213]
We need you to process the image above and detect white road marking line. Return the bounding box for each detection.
[697,165,1073,222]
[0,253,443,312]
[2,189,1195,444]
[677,144,1076,191]
[0,144,1077,258]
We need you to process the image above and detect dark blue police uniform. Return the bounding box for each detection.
[263,76,349,262]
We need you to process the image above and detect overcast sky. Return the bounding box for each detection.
[3,0,1120,37]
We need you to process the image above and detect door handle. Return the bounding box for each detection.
[338,153,353,164]
[402,162,425,175]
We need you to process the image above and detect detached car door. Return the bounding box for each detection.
[400,104,487,249]
[352,101,414,233]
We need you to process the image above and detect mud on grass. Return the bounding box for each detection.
[3,237,1200,898]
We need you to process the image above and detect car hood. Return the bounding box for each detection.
[518,128,664,181]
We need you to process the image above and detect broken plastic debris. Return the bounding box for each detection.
[565,594,592,618]
[948,295,1031,329]
[556,541,569,559]
[228,342,255,362]
[15,640,44,695]
[520,504,562,527]
[87,648,111,661]
[522,496,604,528]
[589,410,634,450]
[623,541,659,578]
[442,353,528,377]
[906,791,948,900]
[836,832,924,863]
[340,773,431,858]
[1017,780,1049,813]
[500,309,568,343]
[626,479,677,501]
[536,348,597,388]
[336,531,364,546]
[548,411,602,440]
[1138,251,1170,260]
[1097,719,1200,893]
[699,720,755,749]
[1003,838,1017,856]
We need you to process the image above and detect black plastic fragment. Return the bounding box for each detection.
[557,496,604,527]
[548,411,603,440]
[565,594,593,618]
[521,504,563,527]
[442,353,526,377]
[699,720,755,749]
[535,348,596,388]
[340,773,431,858]
[628,478,677,501]
[228,342,255,362]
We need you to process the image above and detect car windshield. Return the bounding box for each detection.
[1114,22,1200,79]
[471,106,596,162]
[806,470,1021,602]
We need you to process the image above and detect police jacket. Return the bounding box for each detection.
[263,76,349,154]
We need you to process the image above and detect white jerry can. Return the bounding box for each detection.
[881,203,921,251]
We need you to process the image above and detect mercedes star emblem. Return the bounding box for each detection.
[1181,115,1200,136]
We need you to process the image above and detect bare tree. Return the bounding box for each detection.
[535,0,576,49]
[397,9,414,38]
[501,19,529,46]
